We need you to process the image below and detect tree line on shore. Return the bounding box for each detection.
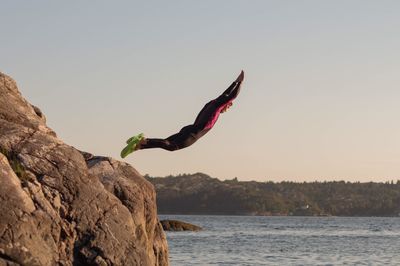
[146,173,400,216]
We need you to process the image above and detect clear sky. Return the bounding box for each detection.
[2,1,400,182]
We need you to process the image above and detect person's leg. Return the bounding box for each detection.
[139,138,178,151]
[166,125,199,149]
[139,125,200,151]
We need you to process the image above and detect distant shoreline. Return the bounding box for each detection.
[148,173,400,217]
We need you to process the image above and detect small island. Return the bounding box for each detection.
[160,220,202,231]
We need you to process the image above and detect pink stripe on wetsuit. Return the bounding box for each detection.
[203,100,233,130]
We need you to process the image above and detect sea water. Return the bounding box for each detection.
[159,215,400,265]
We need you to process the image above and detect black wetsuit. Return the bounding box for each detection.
[140,80,242,151]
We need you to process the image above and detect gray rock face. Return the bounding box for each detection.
[0,72,168,265]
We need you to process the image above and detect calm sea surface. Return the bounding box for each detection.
[159,215,400,265]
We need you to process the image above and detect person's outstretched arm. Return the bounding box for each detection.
[215,70,244,105]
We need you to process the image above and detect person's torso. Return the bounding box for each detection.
[193,100,230,131]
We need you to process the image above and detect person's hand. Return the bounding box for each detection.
[235,70,244,83]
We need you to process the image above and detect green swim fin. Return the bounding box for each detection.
[121,133,144,158]
[126,136,136,144]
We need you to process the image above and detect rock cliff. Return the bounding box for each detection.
[0,72,168,265]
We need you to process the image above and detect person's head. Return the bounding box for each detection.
[221,102,233,113]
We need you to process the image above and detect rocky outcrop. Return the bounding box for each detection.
[160,220,202,232]
[0,72,168,265]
